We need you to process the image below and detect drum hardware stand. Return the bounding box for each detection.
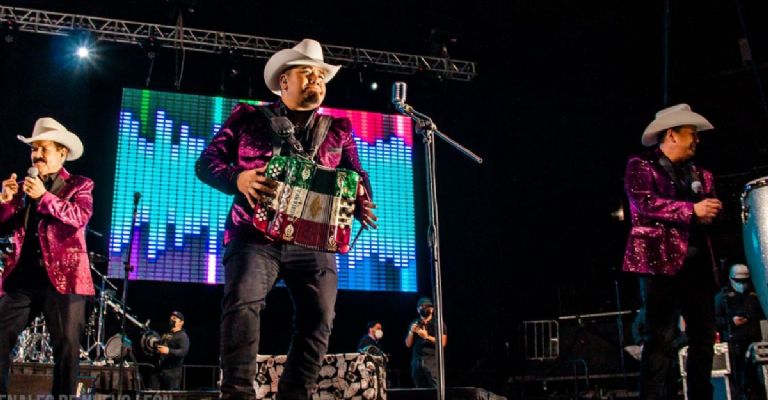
[392,82,483,400]
[13,314,53,363]
[85,256,119,364]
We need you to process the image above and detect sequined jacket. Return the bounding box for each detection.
[195,101,372,245]
[0,168,95,296]
[622,150,715,276]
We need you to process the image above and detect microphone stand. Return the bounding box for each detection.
[118,192,141,397]
[393,96,482,400]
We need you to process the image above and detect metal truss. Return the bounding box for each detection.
[0,4,478,81]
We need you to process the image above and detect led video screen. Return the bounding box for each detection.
[108,88,417,291]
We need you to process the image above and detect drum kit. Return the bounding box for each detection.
[742,176,768,316]
[10,251,152,365]
[11,314,53,363]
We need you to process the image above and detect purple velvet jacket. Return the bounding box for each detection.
[0,168,95,296]
[622,150,716,276]
[195,101,372,245]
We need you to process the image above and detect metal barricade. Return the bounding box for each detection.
[523,319,559,360]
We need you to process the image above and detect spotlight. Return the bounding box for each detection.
[369,81,379,91]
[76,46,90,59]
[70,28,96,61]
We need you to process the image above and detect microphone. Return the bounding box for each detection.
[133,192,142,206]
[27,167,39,180]
[391,81,407,105]
[23,167,40,204]
[691,181,703,195]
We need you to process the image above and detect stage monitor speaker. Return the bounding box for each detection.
[678,344,732,400]
[555,314,638,375]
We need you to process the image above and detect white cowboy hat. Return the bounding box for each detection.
[17,117,84,161]
[641,103,714,146]
[263,38,341,96]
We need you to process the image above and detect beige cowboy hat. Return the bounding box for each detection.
[17,117,84,161]
[641,103,714,146]
[263,38,341,96]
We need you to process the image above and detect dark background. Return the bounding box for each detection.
[2,0,768,396]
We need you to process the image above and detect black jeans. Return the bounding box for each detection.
[638,254,716,400]
[219,240,337,400]
[0,285,86,397]
[411,357,437,388]
[149,366,183,390]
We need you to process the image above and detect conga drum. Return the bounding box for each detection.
[742,176,768,315]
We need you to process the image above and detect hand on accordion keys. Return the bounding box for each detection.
[356,186,378,230]
[236,165,278,209]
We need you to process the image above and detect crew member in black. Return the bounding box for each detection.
[357,321,384,355]
[405,297,447,388]
[149,311,190,390]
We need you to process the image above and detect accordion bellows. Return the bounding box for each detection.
[252,156,362,253]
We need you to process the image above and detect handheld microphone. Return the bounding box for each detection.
[689,166,704,199]
[133,192,142,206]
[27,167,39,179]
[22,167,40,204]
[691,181,703,195]
[391,81,407,105]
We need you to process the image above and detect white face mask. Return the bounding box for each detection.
[374,329,383,340]
[732,282,747,294]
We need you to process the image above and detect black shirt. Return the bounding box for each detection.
[357,334,383,354]
[410,318,447,361]
[5,174,57,291]
[157,329,190,370]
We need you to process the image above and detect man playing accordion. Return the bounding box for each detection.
[195,38,377,400]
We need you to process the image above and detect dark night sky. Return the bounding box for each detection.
[2,0,768,393]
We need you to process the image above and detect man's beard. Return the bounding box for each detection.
[299,90,322,108]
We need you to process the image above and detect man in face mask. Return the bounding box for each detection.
[715,264,764,400]
[405,297,447,388]
[357,321,384,355]
[149,311,191,390]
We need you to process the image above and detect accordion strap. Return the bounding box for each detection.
[258,104,333,161]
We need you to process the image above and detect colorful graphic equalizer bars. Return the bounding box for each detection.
[108,88,417,292]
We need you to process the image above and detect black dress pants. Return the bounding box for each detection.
[0,284,86,397]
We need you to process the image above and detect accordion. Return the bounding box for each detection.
[252,156,364,254]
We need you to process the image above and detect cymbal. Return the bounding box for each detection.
[88,252,108,263]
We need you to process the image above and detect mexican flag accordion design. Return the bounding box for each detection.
[252,156,362,254]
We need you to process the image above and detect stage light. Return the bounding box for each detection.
[69,28,97,62]
[138,36,158,60]
[1,19,16,44]
[76,46,90,59]
[369,81,379,91]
